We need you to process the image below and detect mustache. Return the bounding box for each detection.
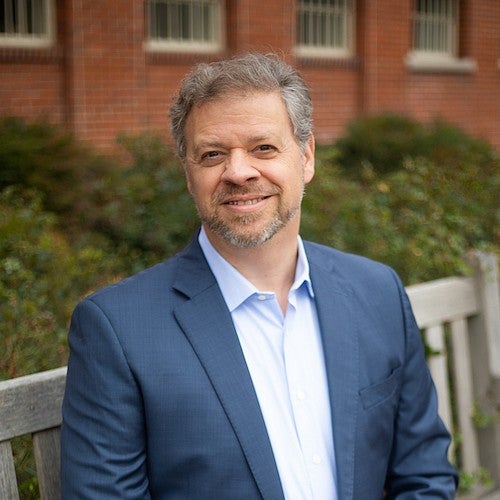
[213,184,280,203]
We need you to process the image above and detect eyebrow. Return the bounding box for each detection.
[191,133,281,156]
[189,141,224,159]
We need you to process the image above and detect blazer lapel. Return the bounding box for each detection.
[172,239,285,500]
[307,246,359,500]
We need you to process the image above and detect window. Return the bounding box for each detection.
[0,0,54,47]
[146,0,223,53]
[407,0,475,72]
[412,0,458,57]
[296,0,354,58]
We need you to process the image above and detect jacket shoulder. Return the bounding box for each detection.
[303,240,399,285]
[81,236,211,307]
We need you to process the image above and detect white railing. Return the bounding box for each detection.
[407,252,500,498]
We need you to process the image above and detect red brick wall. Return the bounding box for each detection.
[299,61,360,144]
[405,0,500,146]
[0,0,67,125]
[1,0,498,151]
[64,0,148,148]
[0,55,64,123]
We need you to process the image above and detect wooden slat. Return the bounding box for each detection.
[0,367,67,441]
[33,427,61,500]
[470,252,500,379]
[0,440,20,500]
[466,252,500,487]
[449,318,480,472]
[407,276,478,329]
[425,324,454,459]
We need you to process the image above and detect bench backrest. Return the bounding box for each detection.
[0,366,66,500]
[0,252,498,498]
[407,251,500,492]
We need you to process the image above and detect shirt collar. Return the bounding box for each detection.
[198,227,314,312]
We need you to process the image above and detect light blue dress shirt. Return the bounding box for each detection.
[199,228,338,500]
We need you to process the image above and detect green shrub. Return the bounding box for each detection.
[99,132,197,270]
[0,187,121,379]
[334,113,496,179]
[0,117,196,270]
[0,116,117,236]
[303,150,499,284]
[423,120,495,169]
[334,113,427,177]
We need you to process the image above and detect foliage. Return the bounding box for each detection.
[0,115,118,235]
[99,132,198,270]
[303,146,499,284]
[334,113,426,176]
[0,187,120,380]
[458,467,493,494]
[472,403,500,429]
[334,113,496,179]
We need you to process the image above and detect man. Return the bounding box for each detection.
[61,53,457,498]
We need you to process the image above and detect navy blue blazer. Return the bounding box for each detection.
[61,235,457,498]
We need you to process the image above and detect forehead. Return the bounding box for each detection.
[185,91,293,143]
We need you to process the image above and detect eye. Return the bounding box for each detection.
[202,151,220,159]
[199,150,225,166]
[253,144,277,157]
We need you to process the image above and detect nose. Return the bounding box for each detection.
[220,150,260,185]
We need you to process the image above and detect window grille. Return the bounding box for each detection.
[413,0,458,56]
[147,0,222,52]
[297,0,353,56]
[0,0,52,46]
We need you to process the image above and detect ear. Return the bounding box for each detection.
[182,161,194,195]
[303,134,315,184]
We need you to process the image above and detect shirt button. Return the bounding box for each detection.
[257,294,267,301]
[312,454,322,465]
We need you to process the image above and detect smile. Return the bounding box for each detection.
[225,196,270,206]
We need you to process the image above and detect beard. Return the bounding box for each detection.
[196,183,305,248]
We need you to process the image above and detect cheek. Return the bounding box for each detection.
[187,172,219,202]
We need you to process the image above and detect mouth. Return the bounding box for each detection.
[225,196,270,206]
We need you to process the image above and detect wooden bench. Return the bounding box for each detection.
[1,252,499,499]
[0,366,66,500]
[406,251,500,499]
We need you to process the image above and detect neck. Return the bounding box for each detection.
[204,226,299,313]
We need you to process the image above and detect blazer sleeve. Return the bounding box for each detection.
[61,298,152,499]
[384,270,458,497]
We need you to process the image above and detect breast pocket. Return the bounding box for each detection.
[359,365,402,410]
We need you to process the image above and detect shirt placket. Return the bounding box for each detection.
[283,292,335,500]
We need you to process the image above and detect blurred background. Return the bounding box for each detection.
[0,0,498,497]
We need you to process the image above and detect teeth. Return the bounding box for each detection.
[227,198,262,205]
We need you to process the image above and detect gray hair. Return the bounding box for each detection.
[169,53,313,159]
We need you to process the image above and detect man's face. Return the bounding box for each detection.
[183,91,315,249]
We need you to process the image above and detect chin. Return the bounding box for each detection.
[220,222,285,248]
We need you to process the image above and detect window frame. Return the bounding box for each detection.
[294,0,355,59]
[0,0,55,48]
[406,0,476,73]
[145,0,224,54]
